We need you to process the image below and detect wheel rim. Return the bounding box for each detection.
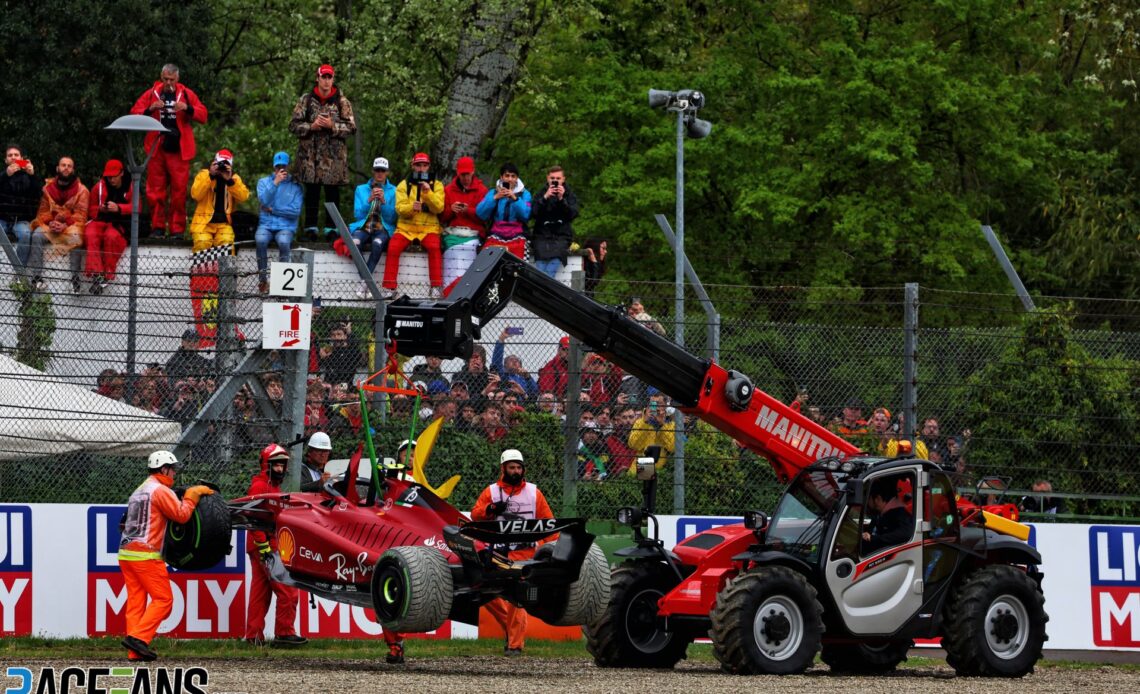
[624,587,672,654]
[374,566,406,621]
[752,596,804,661]
[985,594,1030,660]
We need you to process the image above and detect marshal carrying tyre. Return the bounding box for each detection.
[162,491,233,571]
[371,545,453,633]
[821,639,912,674]
[710,566,823,675]
[942,564,1047,677]
[585,561,691,668]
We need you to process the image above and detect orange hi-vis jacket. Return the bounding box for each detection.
[118,474,198,561]
[471,478,554,561]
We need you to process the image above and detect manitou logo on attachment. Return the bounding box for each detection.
[1089,525,1140,646]
[0,506,32,635]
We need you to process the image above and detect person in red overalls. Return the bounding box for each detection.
[244,443,308,647]
[118,450,215,661]
[129,64,208,236]
[470,449,554,655]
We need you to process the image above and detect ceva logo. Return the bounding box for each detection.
[1089,525,1140,646]
[86,505,246,638]
[0,506,32,635]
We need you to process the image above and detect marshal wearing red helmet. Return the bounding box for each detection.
[244,443,308,648]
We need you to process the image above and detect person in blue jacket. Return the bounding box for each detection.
[476,163,531,259]
[349,156,398,297]
[255,151,303,294]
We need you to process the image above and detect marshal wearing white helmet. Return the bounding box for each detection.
[300,431,333,492]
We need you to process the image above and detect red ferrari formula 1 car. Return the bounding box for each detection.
[223,449,609,633]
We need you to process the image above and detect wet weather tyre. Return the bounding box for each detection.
[584,561,691,668]
[162,492,233,571]
[710,566,823,675]
[548,543,611,626]
[371,545,453,633]
[942,565,1047,677]
[821,639,912,674]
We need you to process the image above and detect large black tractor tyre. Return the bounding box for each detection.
[162,492,233,571]
[371,545,453,633]
[821,639,913,674]
[584,561,691,669]
[710,566,824,675]
[942,565,1048,677]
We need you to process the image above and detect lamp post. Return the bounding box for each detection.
[105,115,168,382]
[648,89,711,514]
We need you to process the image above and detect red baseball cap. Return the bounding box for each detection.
[411,152,431,165]
[317,64,335,78]
[456,156,475,174]
[214,149,234,165]
[102,159,124,177]
[559,336,570,349]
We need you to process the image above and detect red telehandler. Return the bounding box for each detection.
[384,247,1047,677]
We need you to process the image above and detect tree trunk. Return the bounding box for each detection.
[435,0,541,175]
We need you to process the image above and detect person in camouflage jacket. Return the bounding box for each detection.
[288,63,356,239]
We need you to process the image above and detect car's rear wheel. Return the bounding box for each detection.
[546,543,611,626]
[162,492,232,571]
[371,545,453,633]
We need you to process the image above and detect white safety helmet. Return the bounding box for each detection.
[500,449,524,465]
[309,431,332,451]
[148,450,180,470]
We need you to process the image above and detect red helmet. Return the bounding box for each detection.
[259,443,289,470]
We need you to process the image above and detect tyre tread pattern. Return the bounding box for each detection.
[710,567,824,675]
[942,564,1048,678]
[548,543,611,626]
[162,493,233,571]
[584,562,690,668]
[376,545,453,633]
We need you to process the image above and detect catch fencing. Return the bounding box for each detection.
[1,242,1137,521]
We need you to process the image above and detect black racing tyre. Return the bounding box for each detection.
[942,565,1048,677]
[584,561,691,668]
[371,545,453,633]
[547,543,611,626]
[162,492,233,571]
[710,566,824,675]
[821,639,912,674]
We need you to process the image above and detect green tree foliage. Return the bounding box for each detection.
[959,307,1140,511]
[0,0,213,181]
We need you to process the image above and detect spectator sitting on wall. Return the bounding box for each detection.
[166,329,213,382]
[83,159,132,294]
[254,151,303,295]
[440,156,488,287]
[29,155,88,292]
[349,156,397,299]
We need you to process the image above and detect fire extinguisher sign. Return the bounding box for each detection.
[262,302,313,350]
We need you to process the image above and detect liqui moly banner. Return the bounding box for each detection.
[0,505,32,635]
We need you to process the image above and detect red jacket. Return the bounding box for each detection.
[606,433,639,477]
[440,178,489,231]
[129,81,208,161]
[245,446,284,550]
[87,178,134,223]
[538,355,568,397]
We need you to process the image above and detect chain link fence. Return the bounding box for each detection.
[1,242,1137,521]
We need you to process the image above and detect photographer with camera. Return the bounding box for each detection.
[440,156,488,287]
[476,162,531,260]
[188,149,249,252]
[289,64,357,241]
[532,166,579,279]
[383,152,446,299]
[348,156,397,297]
[2,144,42,269]
[254,151,303,294]
[130,64,208,237]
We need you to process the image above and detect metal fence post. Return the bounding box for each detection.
[561,271,585,515]
[216,255,239,462]
[903,283,919,445]
[282,249,314,491]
